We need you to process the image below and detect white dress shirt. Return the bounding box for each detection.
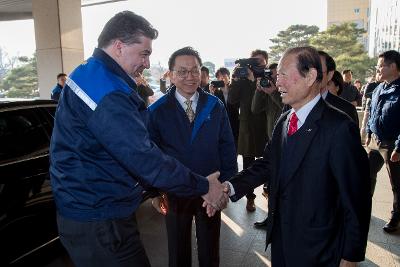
[288,94,321,130]
[175,89,199,113]
[321,90,328,100]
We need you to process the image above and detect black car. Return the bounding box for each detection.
[0,99,63,265]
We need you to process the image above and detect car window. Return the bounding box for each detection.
[38,107,56,137]
[0,108,50,163]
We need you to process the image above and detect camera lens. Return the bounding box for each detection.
[259,78,270,88]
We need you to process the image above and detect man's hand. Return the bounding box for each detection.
[247,67,255,82]
[209,84,217,94]
[134,73,149,87]
[202,171,229,216]
[222,181,231,196]
[256,78,277,94]
[151,194,168,215]
[339,259,357,267]
[390,150,400,162]
[365,136,371,147]
[162,70,170,80]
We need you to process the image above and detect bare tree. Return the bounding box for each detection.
[0,47,19,81]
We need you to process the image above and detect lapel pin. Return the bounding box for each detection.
[307,128,312,132]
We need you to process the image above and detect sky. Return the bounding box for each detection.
[0,0,327,68]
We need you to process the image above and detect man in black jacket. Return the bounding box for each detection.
[224,46,371,267]
[318,51,359,126]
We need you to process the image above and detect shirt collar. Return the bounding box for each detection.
[289,94,321,128]
[321,90,328,99]
[175,89,199,112]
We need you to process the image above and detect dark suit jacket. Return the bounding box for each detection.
[325,91,359,127]
[214,89,240,149]
[229,99,371,266]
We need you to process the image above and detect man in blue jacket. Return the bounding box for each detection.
[366,50,400,233]
[148,47,237,267]
[50,73,67,101]
[50,11,227,267]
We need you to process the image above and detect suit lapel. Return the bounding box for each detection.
[279,99,325,191]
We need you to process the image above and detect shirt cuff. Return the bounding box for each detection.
[226,181,236,197]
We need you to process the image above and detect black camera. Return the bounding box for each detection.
[232,57,266,80]
[210,80,225,88]
[258,69,274,88]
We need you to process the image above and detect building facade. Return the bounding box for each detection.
[327,0,370,50]
[368,0,400,57]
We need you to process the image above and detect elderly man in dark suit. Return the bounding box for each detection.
[224,46,371,267]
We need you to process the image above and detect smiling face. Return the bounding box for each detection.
[276,53,319,110]
[169,55,201,99]
[112,35,152,77]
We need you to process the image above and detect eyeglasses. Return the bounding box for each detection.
[173,68,201,78]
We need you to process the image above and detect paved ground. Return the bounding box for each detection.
[137,156,400,267]
[47,156,400,266]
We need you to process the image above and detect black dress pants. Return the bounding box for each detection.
[368,137,400,219]
[57,213,150,267]
[165,195,221,267]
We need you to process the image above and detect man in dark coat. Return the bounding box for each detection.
[228,49,268,212]
[148,47,237,267]
[212,67,240,151]
[224,47,371,267]
[339,69,361,106]
[318,51,359,126]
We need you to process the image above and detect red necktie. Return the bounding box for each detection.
[287,112,298,136]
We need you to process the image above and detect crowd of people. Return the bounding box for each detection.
[49,11,399,267]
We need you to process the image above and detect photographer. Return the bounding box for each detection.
[228,49,268,212]
[210,67,240,151]
[250,62,283,228]
[251,63,283,139]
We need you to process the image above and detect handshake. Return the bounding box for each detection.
[202,171,231,217]
[152,171,231,217]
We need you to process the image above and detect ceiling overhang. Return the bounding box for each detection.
[0,0,127,21]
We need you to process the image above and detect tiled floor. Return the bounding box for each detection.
[47,156,400,266]
[137,156,400,267]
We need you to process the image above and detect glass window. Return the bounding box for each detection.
[354,8,360,14]
[0,108,50,163]
[37,107,56,137]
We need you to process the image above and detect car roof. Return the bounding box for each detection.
[0,98,57,111]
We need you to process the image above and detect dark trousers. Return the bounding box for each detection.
[368,137,400,219]
[57,213,150,267]
[243,156,256,199]
[165,196,221,267]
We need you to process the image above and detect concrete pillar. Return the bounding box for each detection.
[32,0,84,99]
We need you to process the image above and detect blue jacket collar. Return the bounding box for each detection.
[92,48,137,90]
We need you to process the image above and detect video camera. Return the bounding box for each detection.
[233,58,273,87]
[210,80,225,88]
